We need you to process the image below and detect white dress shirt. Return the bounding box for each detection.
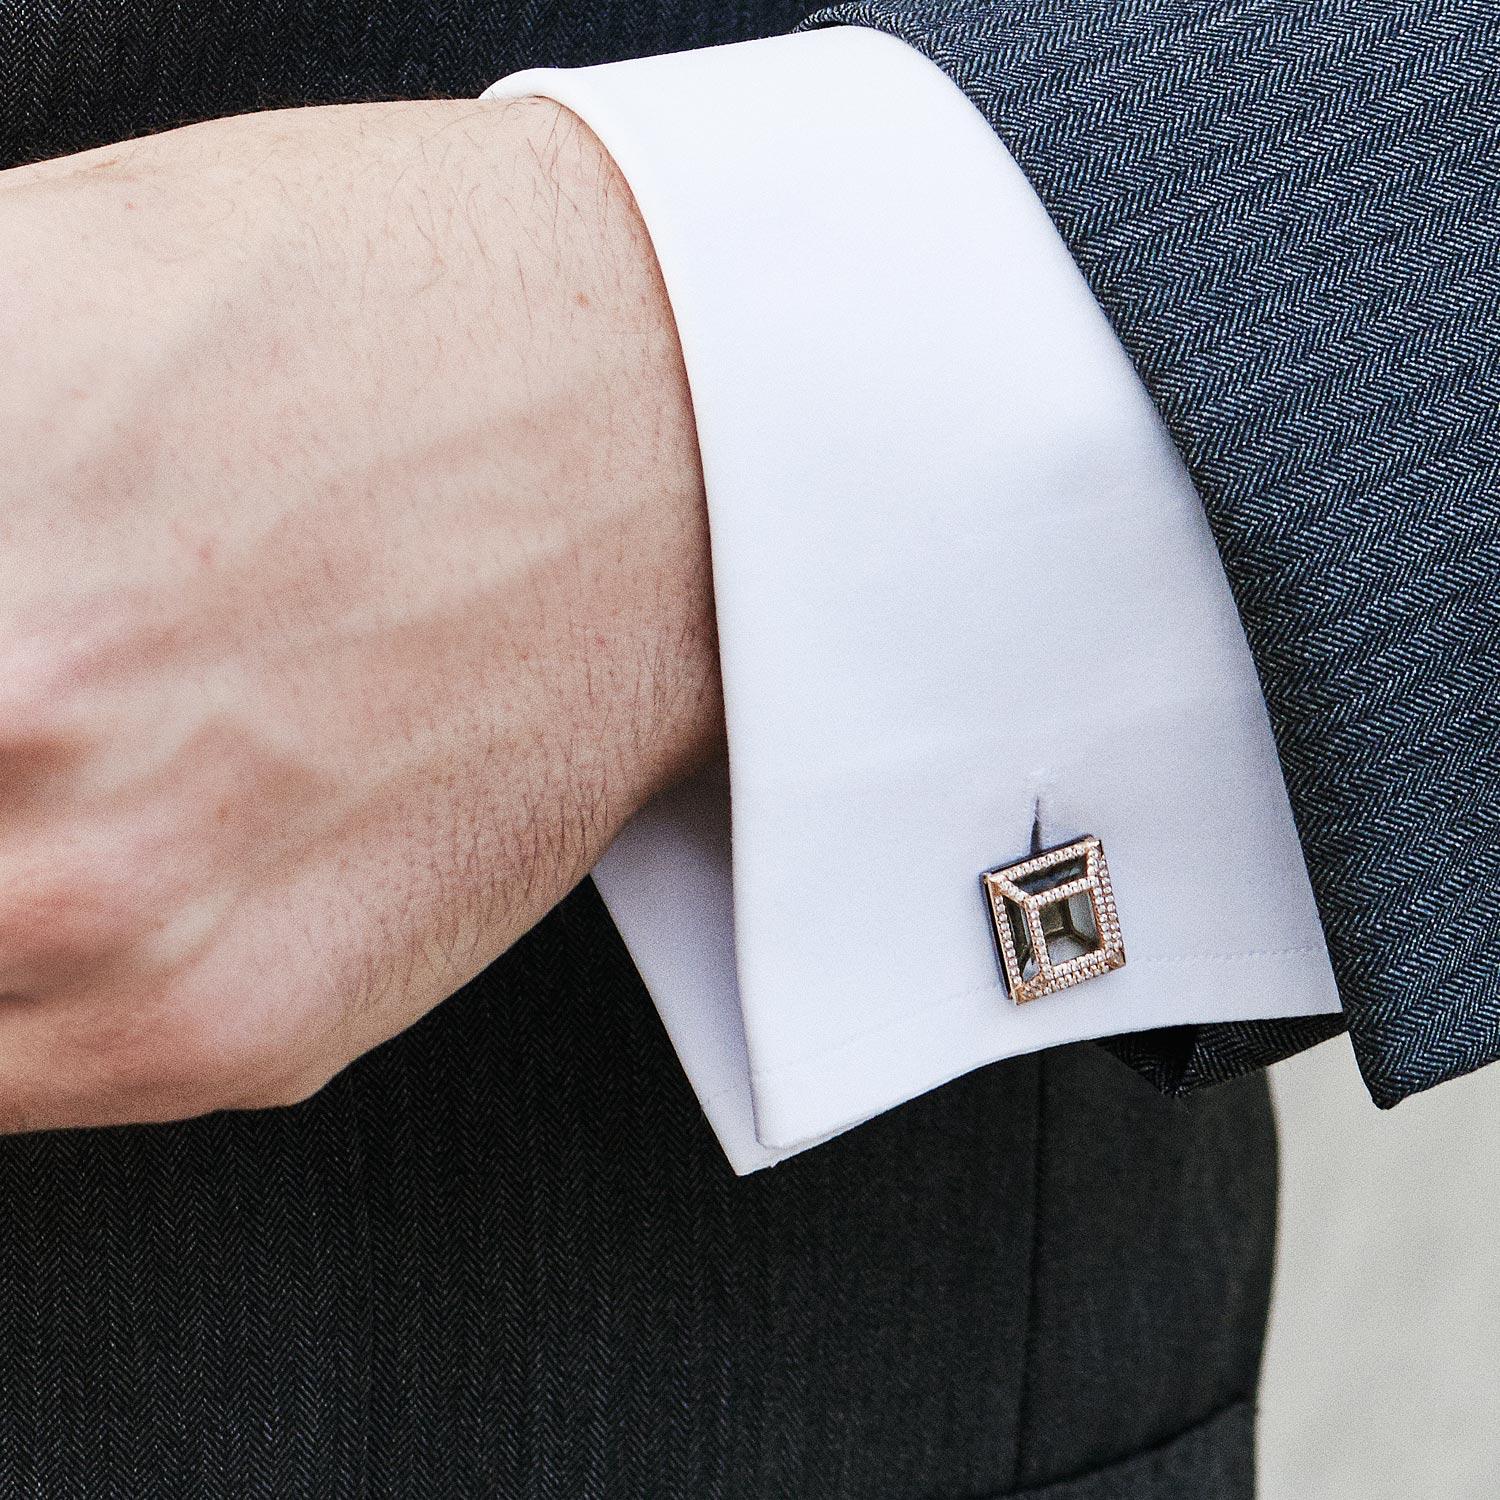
[485,26,1342,1175]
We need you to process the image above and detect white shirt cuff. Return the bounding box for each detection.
[484,26,1341,1175]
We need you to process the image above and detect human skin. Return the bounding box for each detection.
[0,98,721,1131]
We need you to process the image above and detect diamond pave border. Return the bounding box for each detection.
[980,835,1126,1004]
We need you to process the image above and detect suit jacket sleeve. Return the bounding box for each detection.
[794,0,1500,1108]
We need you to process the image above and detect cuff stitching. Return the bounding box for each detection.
[746,942,1330,1085]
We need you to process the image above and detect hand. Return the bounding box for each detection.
[0,99,720,1130]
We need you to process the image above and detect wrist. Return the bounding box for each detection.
[0,96,721,1128]
[0,97,721,861]
[478,96,723,844]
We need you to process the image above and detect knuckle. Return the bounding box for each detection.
[0,860,150,978]
[0,704,86,825]
[0,1097,51,1136]
[63,997,237,1118]
[0,608,148,802]
[0,994,265,1134]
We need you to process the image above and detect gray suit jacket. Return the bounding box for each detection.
[807,0,1500,1109]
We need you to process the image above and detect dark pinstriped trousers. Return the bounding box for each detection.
[0,884,1274,1498]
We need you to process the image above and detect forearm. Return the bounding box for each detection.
[0,96,717,813]
[0,99,719,1127]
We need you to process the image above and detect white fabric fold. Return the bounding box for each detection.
[485,27,1341,1175]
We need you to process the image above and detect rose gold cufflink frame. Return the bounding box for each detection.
[981,835,1125,1004]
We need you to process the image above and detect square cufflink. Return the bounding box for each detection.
[981,835,1125,1003]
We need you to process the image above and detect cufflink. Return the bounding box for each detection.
[981,836,1125,1003]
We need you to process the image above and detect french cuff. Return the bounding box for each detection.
[483,27,1341,1176]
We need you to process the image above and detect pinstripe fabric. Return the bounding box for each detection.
[806,0,1500,1109]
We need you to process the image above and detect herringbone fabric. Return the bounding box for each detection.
[0,884,1278,1498]
[807,0,1500,1108]
[0,0,815,166]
